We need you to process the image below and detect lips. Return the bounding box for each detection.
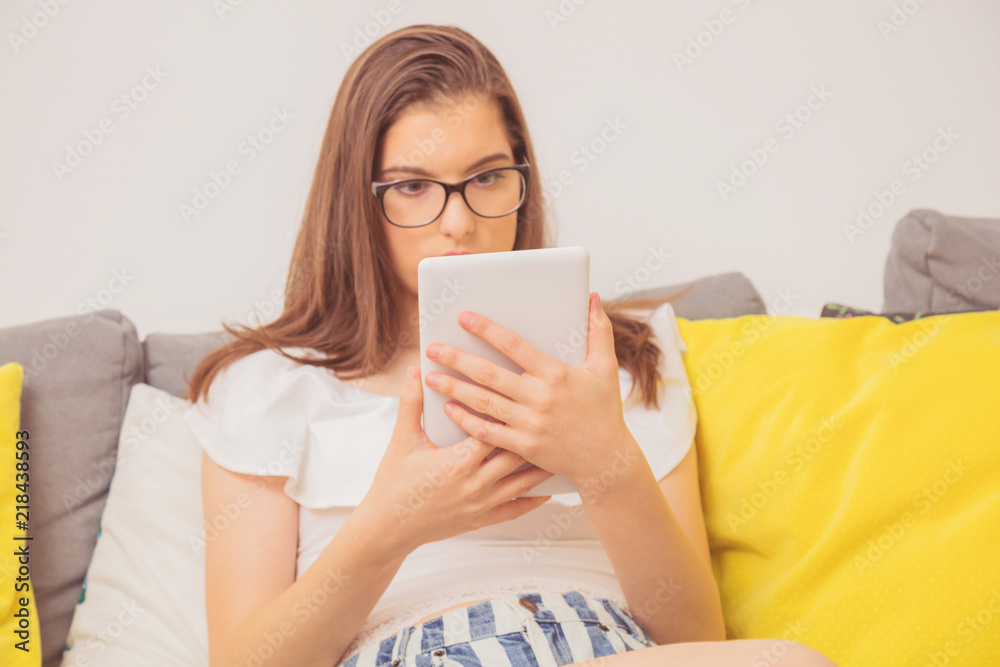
[439,250,471,256]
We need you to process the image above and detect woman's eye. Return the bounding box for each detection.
[393,181,429,196]
[474,172,500,186]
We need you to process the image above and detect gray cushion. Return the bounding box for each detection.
[620,271,767,319]
[0,309,143,667]
[883,209,1000,313]
[143,332,233,399]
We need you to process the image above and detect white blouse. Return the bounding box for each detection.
[183,302,696,656]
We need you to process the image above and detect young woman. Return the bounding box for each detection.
[183,24,837,667]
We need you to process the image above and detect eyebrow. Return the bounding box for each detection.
[380,152,513,179]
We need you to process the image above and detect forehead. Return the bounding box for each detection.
[377,94,512,175]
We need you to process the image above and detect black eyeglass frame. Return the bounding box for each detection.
[370,162,531,228]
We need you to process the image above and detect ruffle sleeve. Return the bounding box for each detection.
[548,301,696,507]
[182,347,398,509]
[626,301,696,481]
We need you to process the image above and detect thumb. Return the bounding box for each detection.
[393,365,424,439]
[586,292,616,365]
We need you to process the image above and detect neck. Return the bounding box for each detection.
[397,292,421,354]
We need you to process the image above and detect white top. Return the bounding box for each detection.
[183,302,696,656]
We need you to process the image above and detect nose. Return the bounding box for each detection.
[437,189,476,238]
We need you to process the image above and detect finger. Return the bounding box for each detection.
[586,292,617,368]
[426,371,521,427]
[456,311,559,384]
[478,447,534,483]
[441,399,523,453]
[391,365,423,442]
[446,436,499,467]
[478,495,551,527]
[426,340,527,404]
[488,465,557,508]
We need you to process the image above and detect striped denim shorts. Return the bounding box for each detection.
[339,590,657,667]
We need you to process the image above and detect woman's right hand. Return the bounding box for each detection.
[353,365,555,556]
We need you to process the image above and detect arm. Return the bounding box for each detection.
[202,453,410,667]
[417,295,724,644]
[576,438,725,645]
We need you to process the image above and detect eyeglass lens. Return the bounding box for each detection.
[382,168,525,227]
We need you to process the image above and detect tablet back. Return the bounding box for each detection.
[417,246,589,496]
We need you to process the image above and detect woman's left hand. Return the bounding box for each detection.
[423,292,636,486]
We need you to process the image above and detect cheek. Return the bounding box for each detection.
[502,214,519,245]
[382,221,411,258]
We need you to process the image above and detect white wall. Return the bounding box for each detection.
[2,0,998,339]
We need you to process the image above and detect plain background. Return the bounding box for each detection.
[2,0,999,339]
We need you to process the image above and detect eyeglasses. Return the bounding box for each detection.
[371,163,530,228]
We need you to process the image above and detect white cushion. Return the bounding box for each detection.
[60,384,207,666]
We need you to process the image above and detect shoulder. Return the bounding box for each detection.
[643,301,687,357]
[615,302,689,405]
[200,346,326,406]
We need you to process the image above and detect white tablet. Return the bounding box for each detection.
[417,246,589,497]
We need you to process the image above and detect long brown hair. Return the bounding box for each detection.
[185,24,688,411]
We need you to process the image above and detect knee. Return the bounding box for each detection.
[782,641,838,667]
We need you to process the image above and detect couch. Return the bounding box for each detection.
[1,208,998,667]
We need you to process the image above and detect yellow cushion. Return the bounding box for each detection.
[0,362,41,666]
[676,311,1000,667]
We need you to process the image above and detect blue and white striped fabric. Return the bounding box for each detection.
[339,591,657,667]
